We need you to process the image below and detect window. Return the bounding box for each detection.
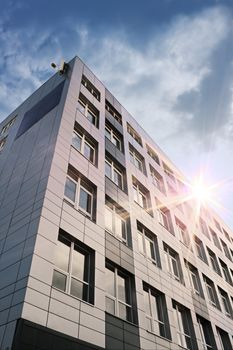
[105,157,123,189]
[150,164,165,193]
[219,259,232,285]
[105,100,122,124]
[203,275,219,308]
[127,122,142,146]
[81,75,100,101]
[105,262,134,322]
[1,116,16,135]
[214,219,222,232]
[209,228,221,250]
[137,222,159,264]
[172,301,196,350]
[163,162,176,183]
[221,239,232,261]
[157,202,173,234]
[146,144,160,164]
[218,288,232,317]
[72,128,97,164]
[216,327,232,350]
[164,244,182,282]
[77,93,99,127]
[194,236,207,263]
[222,228,231,242]
[133,183,147,208]
[105,200,127,243]
[197,315,216,350]
[207,248,221,275]
[52,232,94,304]
[105,123,122,151]
[64,170,96,220]
[0,137,7,151]
[176,218,190,246]
[143,283,170,339]
[185,261,203,296]
[199,218,210,240]
[129,144,145,173]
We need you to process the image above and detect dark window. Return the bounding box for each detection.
[146,144,160,164]
[197,315,217,350]
[210,228,221,250]
[137,221,160,266]
[1,116,17,135]
[176,218,190,246]
[157,201,173,234]
[220,239,232,261]
[105,199,128,244]
[172,300,197,350]
[132,177,153,216]
[16,81,64,139]
[150,164,165,194]
[105,261,136,323]
[216,327,232,350]
[219,259,232,285]
[143,283,171,339]
[52,231,95,304]
[194,236,208,263]
[218,287,232,318]
[105,122,123,151]
[0,137,7,151]
[105,100,122,125]
[81,75,100,101]
[203,275,220,309]
[64,166,96,221]
[127,122,142,146]
[207,248,221,275]
[129,143,146,175]
[185,261,203,297]
[77,93,99,127]
[72,123,98,165]
[164,244,183,283]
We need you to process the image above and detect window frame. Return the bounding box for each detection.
[164,246,181,282]
[173,304,192,349]
[133,184,147,209]
[72,130,96,163]
[137,224,157,264]
[185,262,202,296]
[157,207,172,233]
[105,158,123,189]
[105,263,133,322]
[127,122,142,146]
[0,137,7,151]
[105,125,122,151]
[197,317,213,350]
[105,100,122,124]
[176,219,189,246]
[143,285,167,337]
[81,75,101,101]
[203,276,218,307]
[129,148,143,172]
[77,95,99,127]
[64,175,93,219]
[105,203,127,244]
[52,234,93,304]
[0,116,16,135]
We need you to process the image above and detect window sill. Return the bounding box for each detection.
[51,286,94,307]
[63,199,96,223]
[71,145,97,168]
[105,229,128,246]
[146,330,172,342]
[105,311,138,327]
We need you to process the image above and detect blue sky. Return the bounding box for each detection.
[1,0,233,228]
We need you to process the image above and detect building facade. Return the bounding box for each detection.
[0,56,233,350]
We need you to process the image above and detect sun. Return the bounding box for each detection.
[191,175,212,204]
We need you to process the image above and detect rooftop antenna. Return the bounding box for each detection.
[51,59,69,75]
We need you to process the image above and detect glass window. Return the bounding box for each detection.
[81,75,101,101]
[1,116,16,135]
[52,233,94,304]
[72,130,96,163]
[197,316,215,350]
[173,303,193,350]
[105,203,127,243]
[105,263,133,322]
[137,223,157,263]
[77,93,99,127]
[164,245,182,282]
[133,184,147,209]
[185,262,202,296]
[105,158,123,189]
[203,276,219,307]
[105,100,122,124]
[127,122,142,146]
[176,219,190,246]
[105,125,122,151]
[157,206,173,233]
[64,176,94,219]
[143,284,170,338]
[0,137,7,151]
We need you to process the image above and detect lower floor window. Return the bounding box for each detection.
[143,283,170,339]
[52,232,94,304]
[105,262,133,322]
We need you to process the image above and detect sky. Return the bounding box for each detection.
[0,0,233,228]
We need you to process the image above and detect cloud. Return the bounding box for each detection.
[0,5,232,153]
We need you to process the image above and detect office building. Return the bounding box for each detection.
[0,56,233,350]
